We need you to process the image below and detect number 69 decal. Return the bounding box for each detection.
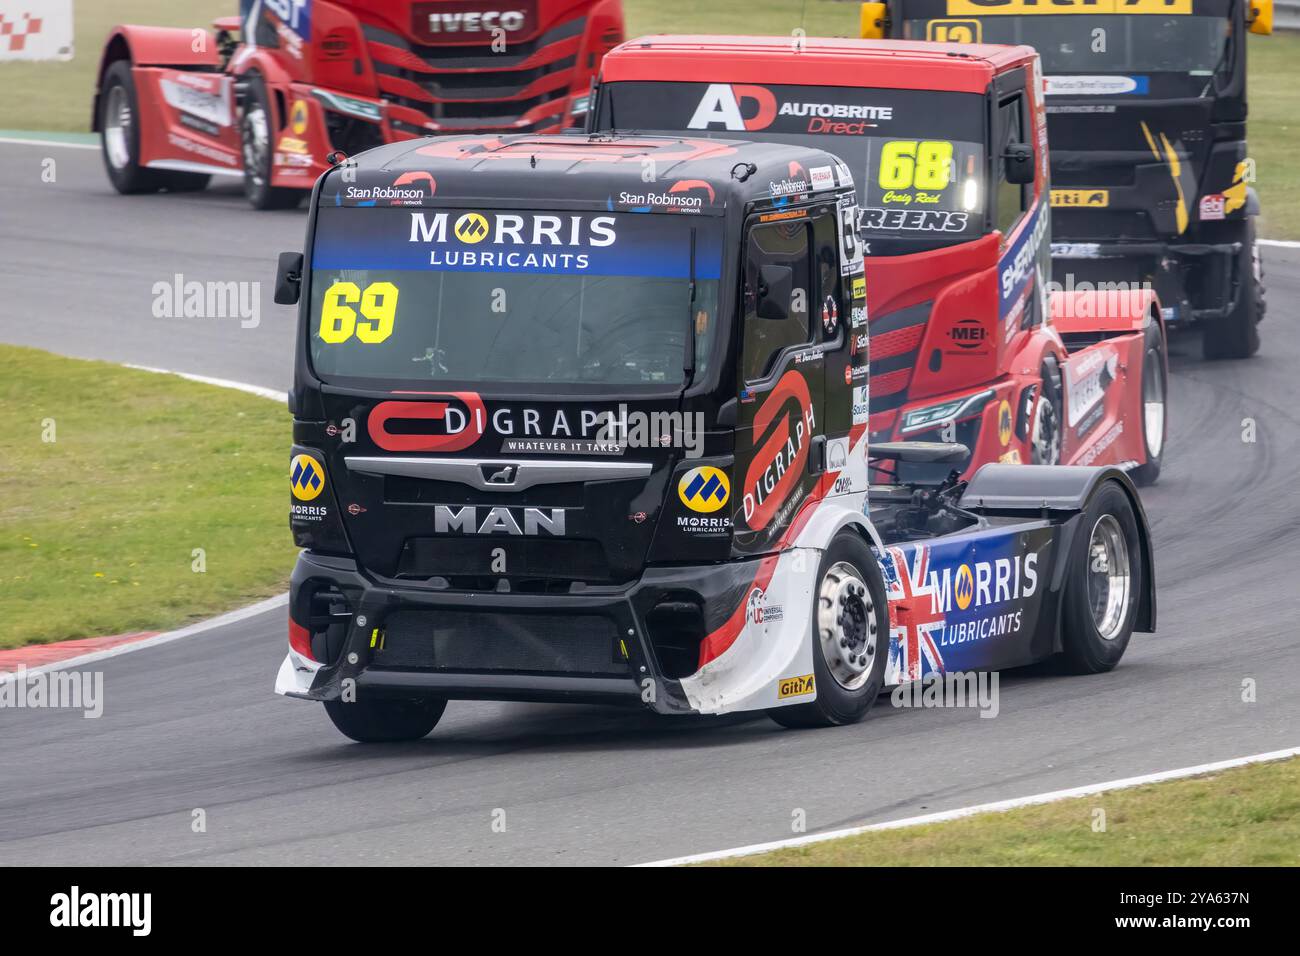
[319,281,399,344]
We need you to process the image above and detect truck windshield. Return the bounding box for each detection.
[906,16,1229,77]
[308,207,722,390]
[596,81,986,254]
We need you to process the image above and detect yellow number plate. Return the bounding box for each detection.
[1051,189,1110,208]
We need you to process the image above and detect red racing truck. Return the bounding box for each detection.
[92,0,624,208]
[590,36,1168,484]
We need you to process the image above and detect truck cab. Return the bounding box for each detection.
[590,38,1081,476]
[863,0,1273,358]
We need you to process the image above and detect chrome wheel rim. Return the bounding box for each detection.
[817,561,878,690]
[104,84,132,170]
[1031,393,1061,465]
[242,104,270,186]
[1142,347,1165,460]
[1087,514,1131,640]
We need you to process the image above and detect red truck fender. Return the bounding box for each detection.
[92,26,221,131]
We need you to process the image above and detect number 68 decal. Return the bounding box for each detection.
[319,280,399,344]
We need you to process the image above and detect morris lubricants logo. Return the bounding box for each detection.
[453,212,490,244]
[954,565,974,611]
[291,454,325,501]
[679,466,730,513]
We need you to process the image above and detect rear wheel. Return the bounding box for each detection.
[769,533,889,729]
[1202,220,1263,360]
[323,696,446,743]
[1130,322,1167,486]
[100,61,211,195]
[240,73,305,210]
[1030,356,1063,466]
[100,61,164,194]
[1060,481,1144,674]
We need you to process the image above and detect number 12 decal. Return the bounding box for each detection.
[319,280,399,344]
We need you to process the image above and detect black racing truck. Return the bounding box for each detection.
[862,0,1274,358]
[273,132,1154,742]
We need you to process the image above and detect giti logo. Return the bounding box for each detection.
[998,400,1013,446]
[954,565,974,611]
[778,673,815,699]
[678,466,730,513]
[454,212,490,244]
[291,454,325,501]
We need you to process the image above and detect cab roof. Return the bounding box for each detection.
[320,132,856,212]
[600,35,1037,95]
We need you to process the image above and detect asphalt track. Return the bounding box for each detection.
[1,140,1298,865]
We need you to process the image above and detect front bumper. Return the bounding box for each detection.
[276,549,773,716]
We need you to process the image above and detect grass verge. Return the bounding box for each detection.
[0,345,295,649]
[704,756,1300,866]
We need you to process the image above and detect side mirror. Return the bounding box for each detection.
[1003,142,1036,186]
[275,251,304,305]
[756,264,794,321]
[1248,0,1273,35]
[859,2,887,39]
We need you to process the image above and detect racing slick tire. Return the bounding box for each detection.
[240,73,306,211]
[1030,355,1064,466]
[323,696,447,743]
[99,61,210,195]
[769,533,889,729]
[1202,219,1263,361]
[1130,322,1167,487]
[1060,481,1144,675]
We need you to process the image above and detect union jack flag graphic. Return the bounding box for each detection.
[879,545,946,685]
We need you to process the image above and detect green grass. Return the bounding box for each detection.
[1246,32,1300,240]
[0,345,295,649]
[0,0,231,134]
[706,756,1300,866]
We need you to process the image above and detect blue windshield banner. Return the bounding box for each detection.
[313,208,723,279]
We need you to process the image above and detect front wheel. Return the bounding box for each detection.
[240,73,305,210]
[324,696,446,743]
[1202,220,1263,360]
[1030,356,1063,466]
[1129,322,1167,486]
[769,533,889,729]
[1060,481,1144,674]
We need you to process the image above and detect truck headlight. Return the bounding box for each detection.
[900,388,995,435]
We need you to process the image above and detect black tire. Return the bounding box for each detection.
[1030,355,1063,466]
[1060,481,1144,674]
[99,60,166,194]
[323,696,446,743]
[769,533,889,729]
[1202,219,1263,360]
[1129,321,1167,487]
[240,73,305,210]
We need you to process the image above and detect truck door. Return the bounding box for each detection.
[733,212,826,556]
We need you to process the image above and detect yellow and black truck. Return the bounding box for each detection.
[862,0,1273,358]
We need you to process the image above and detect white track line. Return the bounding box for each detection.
[637,745,1300,866]
[0,135,99,150]
[124,364,287,404]
[0,593,288,684]
[1260,239,1300,249]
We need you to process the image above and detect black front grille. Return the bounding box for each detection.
[396,537,611,582]
[374,57,576,100]
[376,608,626,675]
